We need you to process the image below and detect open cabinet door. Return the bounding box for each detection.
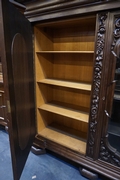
[0,0,36,179]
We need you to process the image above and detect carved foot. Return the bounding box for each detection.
[79,167,98,180]
[31,145,46,155]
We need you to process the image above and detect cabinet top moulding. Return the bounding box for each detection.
[36,51,94,54]
[23,1,120,23]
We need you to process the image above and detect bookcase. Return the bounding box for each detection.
[1,0,120,179]
[34,16,96,154]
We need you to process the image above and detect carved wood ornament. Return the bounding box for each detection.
[100,136,120,167]
[87,13,107,158]
[111,17,120,58]
[99,16,120,167]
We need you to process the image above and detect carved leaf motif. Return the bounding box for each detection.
[115,18,120,28]
[100,138,120,167]
[111,18,120,52]
[99,14,107,25]
[114,28,120,38]
[99,26,106,34]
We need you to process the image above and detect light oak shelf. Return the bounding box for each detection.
[36,51,94,54]
[38,79,91,91]
[0,74,3,84]
[39,103,89,123]
[39,126,86,154]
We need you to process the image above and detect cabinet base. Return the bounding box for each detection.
[79,167,98,180]
[33,134,120,180]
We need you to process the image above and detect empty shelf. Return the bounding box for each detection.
[39,103,89,123]
[39,127,86,154]
[38,79,91,91]
[0,74,3,84]
[37,51,94,54]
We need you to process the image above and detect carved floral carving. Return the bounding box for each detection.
[111,17,120,52]
[87,13,107,157]
[115,18,120,28]
[99,16,120,167]
[100,136,120,167]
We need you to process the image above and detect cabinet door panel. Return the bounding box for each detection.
[99,11,120,168]
[0,0,35,180]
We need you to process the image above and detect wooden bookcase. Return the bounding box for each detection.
[1,1,120,179]
[34,16,96,154]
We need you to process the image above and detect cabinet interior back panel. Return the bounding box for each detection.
[53,25,95,51]
[35,16,96,51]
[36,53,94,83]
[34,16,96,154]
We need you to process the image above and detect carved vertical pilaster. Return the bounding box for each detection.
[87,13,108,158]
